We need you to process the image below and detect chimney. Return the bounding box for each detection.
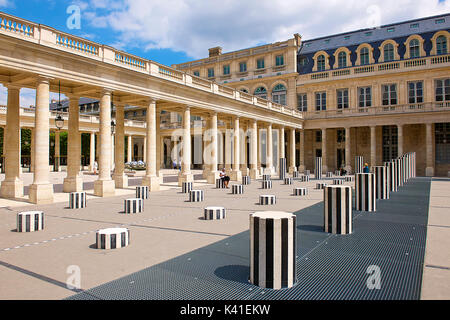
[208,46,222,57]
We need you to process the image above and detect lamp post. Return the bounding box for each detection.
[53,81,64,172]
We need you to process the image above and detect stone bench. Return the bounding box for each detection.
[17,211,44,233]
[293,187,308,196]
[124,198,144,214]
[260,195,276,205]
[204,206,226,220]
[324,186,353,234]
[232,184,244,195]
[136,186,149,200]
[96,228,130,250]
[189,190,204,202]
[69,192,87,209]
[261,180,273,189]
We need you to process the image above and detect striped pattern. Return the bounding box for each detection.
[260,195,276,205]
[293,187,308,196]
[250,211,296,290]
[315,157,322,180]
[262,180,273,189]
[204,207,226,220]
[216,179,226,189]
[316,183,327,190]
[394,158,403,188]
[284,177,293,185]
[136,186,149,200]
[300,175,310,182]
[124,198,144,214]
[262,174,271,181]
[324,186,352,234]
[326,172,333,178]
[279,158,287,180]
[334,170,341,176]
[355,173,376,212]
[355,156,364,174]
[189,190,204,202]
[385,161,398,193]
[96,228,130,250]
[344,176,354,182]
[17,211,44,233]
[333,179,344,185]
[182,182,193,193]
[69,192,87,209]
[292,171,300,178]
[374,166,390,200]
[304,170,311,177]
[242,176,251,185]
[232,184,244,195]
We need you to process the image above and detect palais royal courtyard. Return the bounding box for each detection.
[0,8,449,303]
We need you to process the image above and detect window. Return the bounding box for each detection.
[337,89,349,109]
[437,35,448,55]
[410,39,420,58]
[254,87,268,100]
[410,23,419,29]
[299,57,308,67]
[337,129,346,143]
[435,123,450,164]
[207,68,214,78]
[338,52,347,68]
[435,79,450,102]
[382,84,398,106]
[257,58,265,69]
[142,110,147,116]
[193,70,200,77]
[315,130,322,142]
[315,92,327,111]
[435,18,445,24]
[239,62,247,73]
[387,27,395,33]
[359,87,372,108]
[382,125,398,162]
[408,81,424,104]
[223,65,230,75]
[360,47,370,65]
[272,84,287,106]
[317,55,326,71]
[297,94,307,112]
[275,55,284,66]
[365,32,372,37]
[240,88,249,94]
[344,36,351,40]
[384,43,395,62]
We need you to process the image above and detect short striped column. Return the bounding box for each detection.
[326,172,333,178]
[334,170,341,176]
[292,171,300,178]
[304,170,311,176]
[316,183,328,190]
[96,228,130,250]
[250,211,296,290]
[232,184,244,195]
[69,192,87,209]
[242,176,251,185]
[355,173,376,212]
[344,176,354,182]
[260,195,276,205]
[315,157,322,180]
[124,198,144,214]
[216,179,226,189]
[355,156,364,174]
[385,161,398,193]
[293,188,308,196]
[333,179,344,185]
[262,174,271,181]
[262,180,273,189]
[284,177,293,185]
[17,211,44,233]
[204,206,226,220]
[136,186,149,200]
[279,158,287,180]
[300,175,310,182]
[374,166,389,200]
[324,186,352,234]
[182,182,193,193]
[189,190,204,202]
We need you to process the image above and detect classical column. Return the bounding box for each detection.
[142,100,160,191]
[225,120,232,174]
[127,135,132,163]
[250,120,258,179]
[113,105,128,189]
[322,128,328,173]
[30,128,35,173]
[279,125,285,175]
[231,116,242,181]
[240,122,249,176]
[93,89,115,197]
[89,132,95,172]
[370,125,376,167]
[143,136,147,163]
[54,130,61,172]
[63,96,83,192]
[207,112,220,184]
[178,107,194,186]
[156,108,163,182]
[266,123,274,174]
[425,123,434,176]
[345,127,352,173]
[397,124,404,156]
[299,129,305,173]
[289,128,297,174]
[1,85,24,198]
[29,77,54,204]
[111,133,115,171]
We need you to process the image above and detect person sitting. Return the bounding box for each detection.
[219,168,231,188]
[363,163,370,173]
[340,166,347,176]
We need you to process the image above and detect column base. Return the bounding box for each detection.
[240,167,249,176]
[0,179,24,199]
[249,168,259,180]
[63,176,84,193]
[207,171,220,184]
[202,165,211,179]
[29,184,54,204]
[425,167,434,177]
[178,173,194,187]
[113,173,129,189]
[158,170,164,185]
[289,167,298,174]
[142,175,160,192]
[93,180,116,197]
[230,170,242,181]
[264,167,275,175]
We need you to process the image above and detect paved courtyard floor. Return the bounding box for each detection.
[0,172,448,300]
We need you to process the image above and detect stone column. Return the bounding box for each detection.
[30,128,35,173]
[225,120,232,174]
[93,89,115,197]
[113,105,128,189]
[54,130,61,172]
[156,109,163,182]
[240,122,249,176]
[345,127,352,174]
[142,100,160,191]
[29,77,54,204]
[266,123,274,174]
[89,132,95,172]
[397,124,404,156]
[370,125,376,167]
[299,129,305,173]
[321,128,328,173]
[63,96,83,192]
[250,120,258,179]
[231,117,242,181]
[207,112,220,184]
[178,107,194,186]
[425,123,434,176]
[289,128,297,174]
[111,133,115,171]
[127,135,132,163]
[279,125,285,176]
[1,85,24,199]
[143,136,147,163]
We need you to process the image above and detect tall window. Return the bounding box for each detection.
[275,55,284,66]
[272,84,287,105]
[437,35,448,55]
[193,70,200,77]
[337,89,349,109]
[360,47,370,65]
[254,87,268,100]
[382,84,398,106]
[436,79,450,102]
[337,129,346,143]
[408,81,424,104]
[298,94,307,112]
[315,92,327,111]
[338,52,347,68]
[410,39,420,58]
[435,123,450,164]
[239,62,247,73]
[384,43,395,62]
[315,130,322,142]
[359,87,372,108]
[317,55,326,71]
[257,58,265,69]
[207,68,214,78]
[382,125,398,162]
[223,65,230,75]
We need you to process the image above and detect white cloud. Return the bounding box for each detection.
[0,0,11,7]
[81,0,450,59]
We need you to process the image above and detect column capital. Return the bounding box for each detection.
[66,94,81,101]
[35,75,52,85]
[101,88,113,96]
[4,83,22,90]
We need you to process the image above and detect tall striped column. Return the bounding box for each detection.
[374,166,389,200]
[355,156,363,174]
[355,173,376,212]
[384,161,398,193]
[250,211,296,290]
[315,157,322,180]
[279,158,287,180]
[324,186,352,234]
[394,158,403,188]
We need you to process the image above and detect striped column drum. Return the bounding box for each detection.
[401,156,407,184]
[260,195,276,205]
[96,228,130,250]
[262,174,271,181]
[304,170,311,176]
[293,188,308,196]
[262,180,273,189]
[411,152,416,178]
[385,161,398,193]
[242,176,251,185]
[324,186,352,234]
[314,157,322,180]
[204,207,226,220]
[355,173,376,212]
[333,179,344,185]
[136,186,149,200]
[250,211,296,290]
[300,175,310,182]
[334,170,341,176]
[232,184,244,195]
[344,176,354,182]
[17,211,44,233]
[394,158,403,188]
[284,177,293,185]
[189,190,204,202]
[279,158,287,180]
[316,183,328,190]
[124,198,144,214]
[326,172,333,178]
[69,192,87,209]
[216,179,226,189]
[355,156,364,174]
[182,182,193,193]
[292,171,300,178]
[374,166,390,200]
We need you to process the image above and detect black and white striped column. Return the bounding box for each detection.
[17,211,44,233]
[250,211,296,290]
[279,158,287,180]
[124,198,144,214]
[333,179,344,185]
[189,190,204,202]
[204,206,226,220]
[315,157,322,180]
[232,184,244,195]
[182,182,193,193]
[326,172,333,178]
[344,176,354,182]
[293,188,308,196]
[284,177,293,185]
[355,173,376,212]
[324,186,352,234]
[304,170,311,177]
[316,183,328,190]
[262,174,271,181]
[260,195,276,205]
[292,171,300,178]
[374,166,389,200]
[136,186,149,200]
[69,192,87,209]
[262,180,273,189]
[355,156,364,174]
[242,176,251,185]
[334,170,341,176]
[394,158,403,188]
[216,179,226,189]
[300,175,310,182]
[96,228,130,250]
[385,161,398,193]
